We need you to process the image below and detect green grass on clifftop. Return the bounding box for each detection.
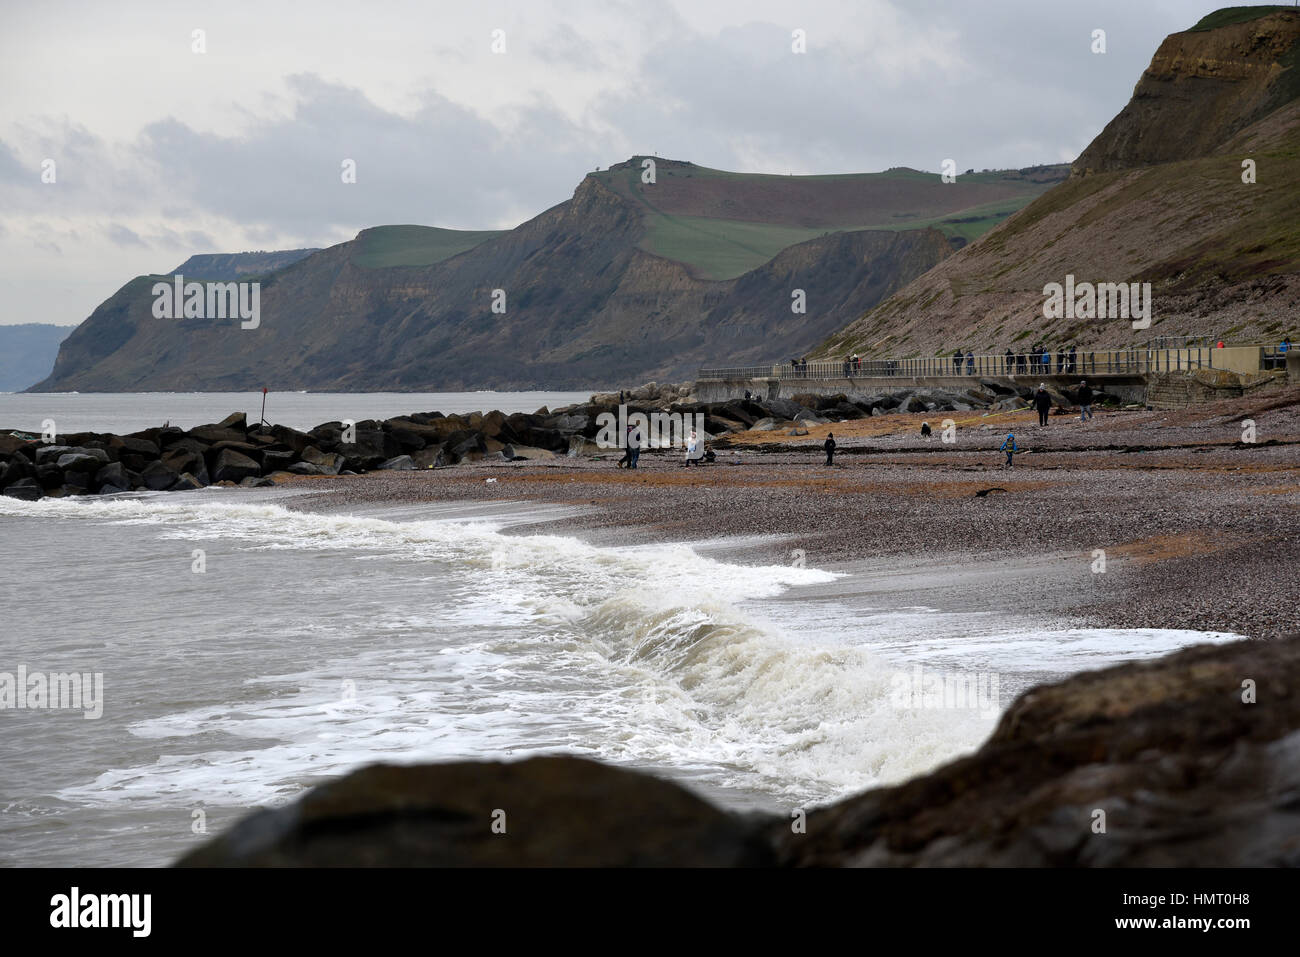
[1188,6,1295,32]
[351,225,506,268]
[593,159,1066,280]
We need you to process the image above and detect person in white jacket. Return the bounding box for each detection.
[684,430,700,467]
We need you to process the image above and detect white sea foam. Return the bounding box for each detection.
[6,495,1241,814]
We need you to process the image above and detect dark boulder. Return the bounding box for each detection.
[34,445,73,466]
[189,424,245,445]
[386,428,427,453]
[211,449,260,484]
[338,429,401,471]
[62,470,93,493]
[268,424,315,456]
[285,461,329,475]
[0,434,35,457]
[110,435,161,458]
[261,450,297,473]
[0,456,35,487]
[140,460,180,491]
[301,446,345,475]
[1,478,42,501]
[162,448,209,483]
[35,463,65,489]
[218,412,247,431]
[176,756,773,867]
[94,462,129,491]
[170,472,204,491]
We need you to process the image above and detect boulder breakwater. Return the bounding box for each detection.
[0,379,1108,500]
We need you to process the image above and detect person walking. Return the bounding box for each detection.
[824,431,836,466]
[617,424,633,468]
[1077,380,1094,422]
[1068,344,1078,373]
[621,426,637,470]
[965,350,975,375]
[1034,383,1052,427]
[1016,351,1027,375]
[953,349,963,375]
[1004,348,1015,375]
[1000,432,1018,468]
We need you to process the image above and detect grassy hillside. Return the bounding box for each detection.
[171,249,319,279]
[590,158,1067,279]
[350,225,507,268]
[1190,6,1293,31]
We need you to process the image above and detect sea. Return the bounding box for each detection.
[0,393,1242,866]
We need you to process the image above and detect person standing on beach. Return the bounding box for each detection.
[1077,380,1094,422]
[1034,384,1052,427]
[824,432,836,466]
[1000,432,1018,468]
[617,423,640,468]
[684,429,699,467]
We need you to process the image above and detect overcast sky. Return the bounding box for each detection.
[0,0,1235,327]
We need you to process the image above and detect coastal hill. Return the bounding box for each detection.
[171,248,320,280]
[0,323,74,391]
[29,161,1064,392]
[821,6,1300,361]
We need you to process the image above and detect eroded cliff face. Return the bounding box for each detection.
[32,175,953,391]
[1073,10,1300,174]
[824,11,1300,362]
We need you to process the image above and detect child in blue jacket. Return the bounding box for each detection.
[1000,432,1018,468]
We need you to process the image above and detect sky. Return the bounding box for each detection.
[0,0,1245,327]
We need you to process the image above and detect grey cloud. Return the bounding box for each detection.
[106,223,146,247]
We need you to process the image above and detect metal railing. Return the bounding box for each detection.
[698,349,1221,382]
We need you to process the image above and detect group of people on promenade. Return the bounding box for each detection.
[949,344,1084,376]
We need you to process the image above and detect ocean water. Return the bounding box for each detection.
[0,391,594,435]
[0,489,1241,867]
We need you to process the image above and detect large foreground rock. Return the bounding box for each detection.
[177,635,1300,867]
[176,755,771,867]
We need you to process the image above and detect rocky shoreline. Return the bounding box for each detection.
[0,378,1081,501]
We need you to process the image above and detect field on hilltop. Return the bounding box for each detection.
[350,225,509,268]
[590,158,1067,279]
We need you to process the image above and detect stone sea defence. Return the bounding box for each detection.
[0,380,1106,501]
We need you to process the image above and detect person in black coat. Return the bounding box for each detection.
[1077,380,1094,422]
[824,432,836,465]
[1034,384,1052,427]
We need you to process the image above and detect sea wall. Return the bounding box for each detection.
[696,374,1147,405]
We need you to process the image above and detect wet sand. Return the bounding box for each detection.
[281,387,1300,639]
